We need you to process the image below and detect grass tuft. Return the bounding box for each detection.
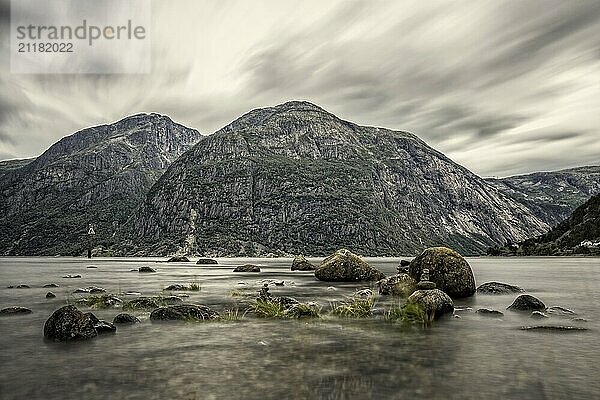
[251,298,286,318]
[331,297,374,318]
[385,302,433,327]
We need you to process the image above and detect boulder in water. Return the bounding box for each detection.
[291,256,316,271]
[113,313,141,324]
[150,304,219,321]
[233,264,261,272]
[62,274,82,279]
[196,258,218,265]
[507,294,546,311]
[43,305,98,341]
[476,282,524,295]
[407,289,454,319]
[378,274,417,297]
[167,256,190,262]
[476,308,504,317]
[408,247,475,298]
[164,284,188,291]
[138,266,156,273]
[0,306,32,316]
[16,284,31,289]
[315,249,385,282]
[46,292,56,298]
[43,283,59,288]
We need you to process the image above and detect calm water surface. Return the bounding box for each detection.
[0,256,599,400]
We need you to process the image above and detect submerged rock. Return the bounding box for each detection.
[315,249,385,282]
[167,256,190,262]
[476,308,504,317]
[46,292,56,298]
[43,283,59,288]
[291,256,316,271]
[43,305,98,342]
[530,311,549,319]
[354,289,374,298]
[407,289,454,319]
[546,306,576,316]
[477,282,524,295]
[164,284,188,291]
[233,264,261,272]
[196,258,218,265]
[0,306,32,316]
[138,266,156,273]
[408,247,475,298]
[16,284,31,289]
[74,286,106,294]
[520,326,588,332]
[150,304,219,321]
[507,294,546,312]
[113,313,141,324]
[377,274,417,297]
[62,274,82,279]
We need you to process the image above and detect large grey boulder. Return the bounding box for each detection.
[43,305,98,342]
[315,249,385,282]
[408,247,475,298]
[407,289,454,319]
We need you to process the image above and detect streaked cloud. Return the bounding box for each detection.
[0,0,598,176]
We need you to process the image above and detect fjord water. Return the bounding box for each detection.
[0,257,598,400]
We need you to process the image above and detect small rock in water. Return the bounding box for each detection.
[326,286,336,291]
[138,266,156,273]
[124,292,142,296]
[63,274,82,279]
[273,281,284,286]
[291,256,316,271]
[407,289,454,319]
[16,284,31,289]
[476,308,504,317]
[476,282,524,295]
[520,325,588,332]
[377,274,416,297]
[233,264,261,272]
[113,313,141,324]
[571,317,588,322]
[86,265,98,269]
[196,258,218,265]
[94,320,117,334]
[164,284,188,291]
[74,286,106,294]
[0,306,32,316]
[530,311,549,319]
[237,281,247,285]
[546,306,576,316]
[167,256,190,262]
[46,292,56,298]
[507,294,545,312]
[43,283,59,288]
[453,315,462,319]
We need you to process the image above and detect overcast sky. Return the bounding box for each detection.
[0,0,599,177]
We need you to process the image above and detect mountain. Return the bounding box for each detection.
[489,194,600,256]
[0,158,34,174]
[0,114,201,256]
[486,166,600,226]
[128,101,549,257]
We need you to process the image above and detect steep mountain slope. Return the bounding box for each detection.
[487,166,600,226]
[130,101,548,257]
[0,114,201,255]
[0,158,34,175]
[489,194,600,256]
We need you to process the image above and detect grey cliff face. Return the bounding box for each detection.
[130,101,549,256]
[0,113,201,255]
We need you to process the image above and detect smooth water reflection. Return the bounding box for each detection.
[0,257,598,399]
